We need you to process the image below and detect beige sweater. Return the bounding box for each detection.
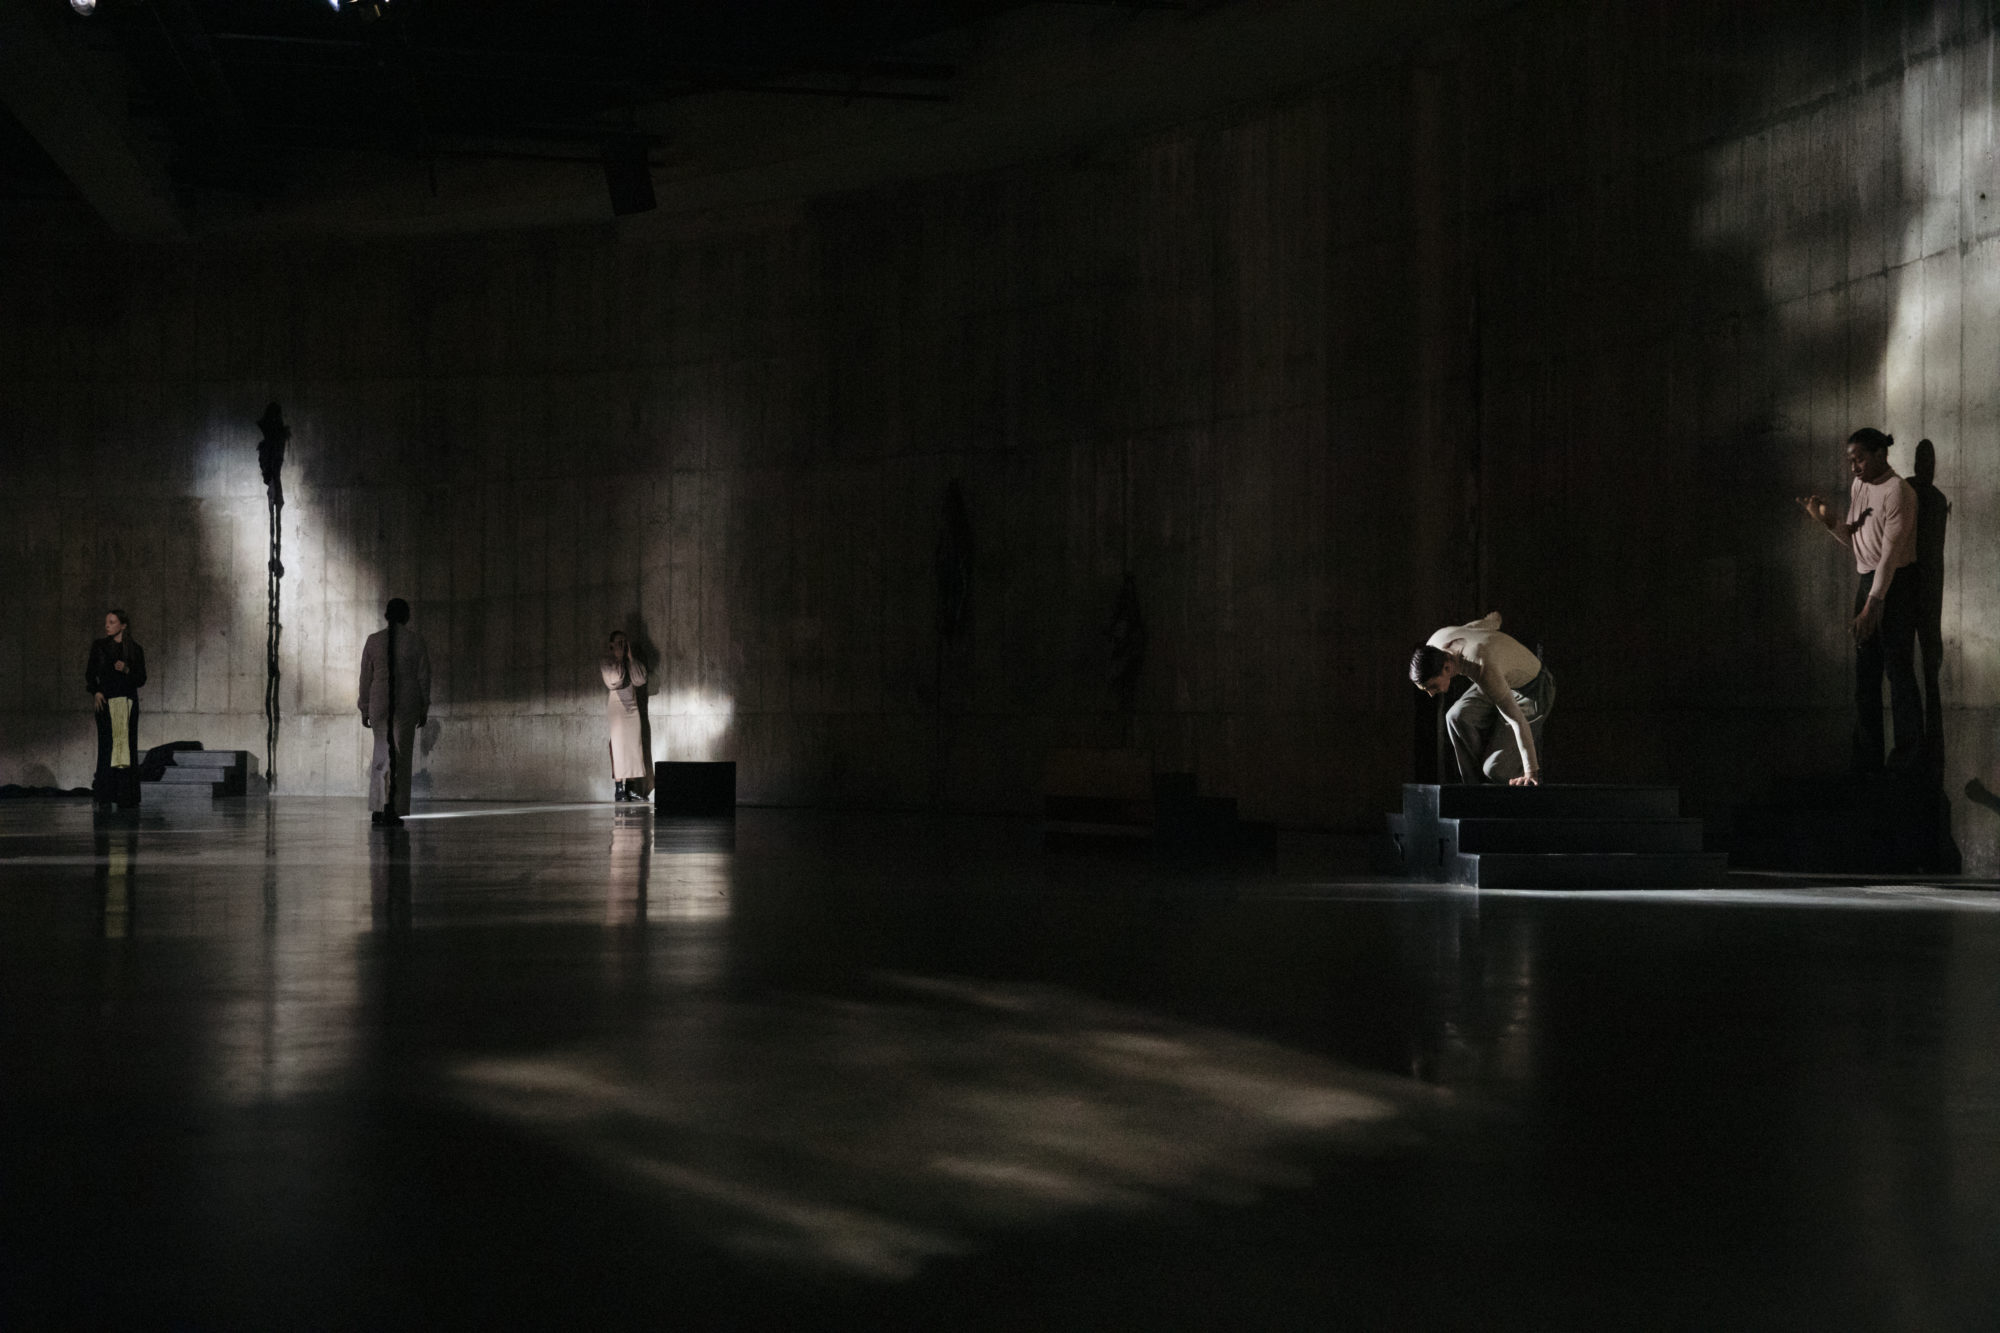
[1846,471,1917,597]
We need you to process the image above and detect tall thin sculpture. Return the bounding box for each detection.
[256,403,289,791]
[932,481,973,808]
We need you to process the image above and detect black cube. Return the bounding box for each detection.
[654,761,736,816]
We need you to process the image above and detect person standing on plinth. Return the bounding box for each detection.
[85,609,147,811]
[1797,426,1921,771]
[1408,611,1553,786]
[358,598,431,826]
[601,630,648,802]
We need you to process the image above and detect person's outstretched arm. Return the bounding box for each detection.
[1479,662,1540,785]
[1797,493,1860,545]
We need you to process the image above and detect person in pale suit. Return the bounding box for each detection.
[358,598,431,826]
[601,630,648,802]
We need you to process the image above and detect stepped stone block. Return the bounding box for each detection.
[1043,749,1154,839]
[1387,783,1723,889]
[172,750,248,769]
[139,749,258,800]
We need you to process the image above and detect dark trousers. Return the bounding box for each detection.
[1853,566,1923,770]
[93,699,141,808]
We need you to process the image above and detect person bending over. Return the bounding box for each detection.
[1409,612,1554,786]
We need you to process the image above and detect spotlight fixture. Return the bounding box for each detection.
[69,0,97,14]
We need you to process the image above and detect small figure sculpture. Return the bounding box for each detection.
[936,481,973,642]
[257,402,288,516]
[1108,571,1147,710]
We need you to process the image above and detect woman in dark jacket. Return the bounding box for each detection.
[85,609,147,810]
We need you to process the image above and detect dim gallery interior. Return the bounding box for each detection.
[3,0,2000,1327]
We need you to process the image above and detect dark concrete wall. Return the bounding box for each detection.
[3,0,1997,864]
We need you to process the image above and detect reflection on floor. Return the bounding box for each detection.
[2,798,1998,1329]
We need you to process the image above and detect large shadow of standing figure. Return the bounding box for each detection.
[1910,439,1949,765]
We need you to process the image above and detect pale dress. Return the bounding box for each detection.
[601,655,648,782]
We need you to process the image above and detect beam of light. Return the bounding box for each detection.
[1476,885,2000,911]
[451,975,1435,1280]
[400,803,612,821]
[654,689,734,762]
[187,422,378,801]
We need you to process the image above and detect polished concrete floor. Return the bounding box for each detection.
[3,797,1999,1330]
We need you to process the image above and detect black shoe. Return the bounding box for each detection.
[615,781,628,802]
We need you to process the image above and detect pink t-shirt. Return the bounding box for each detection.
[1849,471,1916,596]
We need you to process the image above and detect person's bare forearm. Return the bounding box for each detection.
[1483,666,1540,777]
[1500,705,1540,777]
[1798,495,1855,546]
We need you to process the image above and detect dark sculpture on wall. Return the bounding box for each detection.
[932,481,974,807]
[935,480,973,642]
[1108,570,1146,713]
[257,402,288,790]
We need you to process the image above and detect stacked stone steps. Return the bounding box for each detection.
[142,750,257,802]
[1387,783,1724,889]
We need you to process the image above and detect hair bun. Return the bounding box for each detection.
[1885,434,1894,447]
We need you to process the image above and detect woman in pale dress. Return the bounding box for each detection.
[601,631,648,802]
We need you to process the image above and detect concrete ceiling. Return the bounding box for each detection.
[0,0,1485,239]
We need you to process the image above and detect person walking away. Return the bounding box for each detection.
[358,598,431,826]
